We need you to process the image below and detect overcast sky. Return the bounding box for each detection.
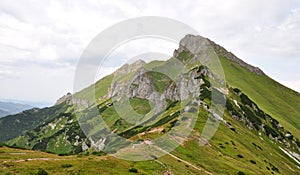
[0,0,300,106]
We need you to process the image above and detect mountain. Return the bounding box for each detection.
[0,109,9,118]
[0,101,33,118]
[1,34,300,174]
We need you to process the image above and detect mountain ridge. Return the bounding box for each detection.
[0,100,33,118]
[1,34,300,174]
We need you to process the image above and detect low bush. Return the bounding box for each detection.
[36,168,48,175]
[92,151,105,156]
[237,154,244,158]
[128,167,138,173]
[61,164,72,168]
[237,171,245,175]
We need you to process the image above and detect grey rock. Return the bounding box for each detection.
[55,92,90,108]
[175,34,264,75]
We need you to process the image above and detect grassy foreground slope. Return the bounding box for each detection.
[220,56,300,139]
[1,104,299,175]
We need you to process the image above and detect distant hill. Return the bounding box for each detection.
[0,108,10,118]
[0,101,33,118]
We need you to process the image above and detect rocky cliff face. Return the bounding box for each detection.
[108,59,214,115]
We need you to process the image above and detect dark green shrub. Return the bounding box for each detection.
[150,155,157,160]
[58,153,70,156]
[36,168,48,175]
[128,167,138,173]
[269,163,279,173]
[270,119,279,128]
[233,88,241,94]
[231,141,236,146]
[296,140,300,147]
[200,87,211,100]
[257,145,263,151]
[271,166,279,172]
[0,143,7,147]
[230,127,236,132]
[237,171,245,175]
[250,160,256,164]
[92,151,105,156]
[255,109,266,120]
[240,93,252,106]
[263,125,279,138]
[219,145,225,149]
[61,164,72,168]
[226,99,234,111]
[241,105,261,130]
[237,154,244,158]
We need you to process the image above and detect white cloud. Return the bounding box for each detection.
[0,0,299,103]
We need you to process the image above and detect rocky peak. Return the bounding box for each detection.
[55,92,90,108]
[55,92,72,105]
[175,34,211,56]
[114,59,146,76]
[174,34,264,75]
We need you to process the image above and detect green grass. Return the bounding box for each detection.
[220,56,300,139]
[129,97,151,115]
[74,74,114,102]
[169,108,299,175]
[0,146,204,175]
[147,71,172,94]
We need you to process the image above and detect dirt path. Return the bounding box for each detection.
[153,145,212,175]
[166,152,212,175]
[2,157,69,163]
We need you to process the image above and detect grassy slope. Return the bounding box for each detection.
[220,56,300,139]
[0,146,200,175]
[0,103,69,142]
[1,107,299,174]
[3,81,300,174]
[74,74,114,102]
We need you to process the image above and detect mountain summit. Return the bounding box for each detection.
[175,34,264,75]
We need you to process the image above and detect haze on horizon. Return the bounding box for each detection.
[0,0,300,105]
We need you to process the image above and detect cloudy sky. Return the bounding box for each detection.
[0,0,300,106]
